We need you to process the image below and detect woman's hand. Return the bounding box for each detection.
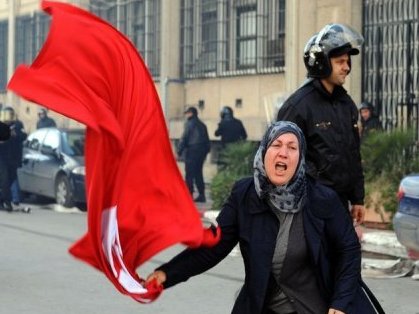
[328,308,345,314]
[146,270,167,286]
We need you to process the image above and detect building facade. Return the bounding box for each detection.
[0,0,365,138]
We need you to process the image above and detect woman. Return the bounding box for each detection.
[147,121,384,314]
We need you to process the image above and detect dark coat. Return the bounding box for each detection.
[159,177,384,314]
[0,121,10,141]
[36,116,56,129]
[215,116,247,146]
[10,120,27,168]
[277,79,364,205]
[0,120,27,169]
[360,116,382,140]
[177,115,210,157]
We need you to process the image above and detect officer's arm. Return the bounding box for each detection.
[0,121,10,141]
[177,121,191,156]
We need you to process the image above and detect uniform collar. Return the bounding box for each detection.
[312,79,348,100]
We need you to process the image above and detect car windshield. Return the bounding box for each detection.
[61,131,85,156]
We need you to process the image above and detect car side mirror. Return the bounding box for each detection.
[41,145,59,159]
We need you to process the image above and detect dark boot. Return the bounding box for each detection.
[194,195,206,203]
[3,201,13,213]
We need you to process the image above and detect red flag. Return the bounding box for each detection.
[8,1,220,303]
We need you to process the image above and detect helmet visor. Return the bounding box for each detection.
[309,23,364,57]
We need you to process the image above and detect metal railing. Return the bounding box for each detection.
[362,0,419,138]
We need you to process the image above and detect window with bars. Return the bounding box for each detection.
[0,22,7,92]
[0,12,49,91]
[267,0,285,68]
[363,0,419,135]
[89,1,118,27]
[15,15,34,67]
[89,0,161,77]
[236,3,257,69]
[33,12,51,57]
[201,0,218,72]
[180,0,285,78]
[14,13,50,66]
[180,1,194,76]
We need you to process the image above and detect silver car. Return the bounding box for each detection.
[18,127,86,209]
[393,174,419,260]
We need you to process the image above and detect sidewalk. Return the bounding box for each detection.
[360,227,408,259]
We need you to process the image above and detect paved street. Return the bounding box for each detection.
[1,203,418,314]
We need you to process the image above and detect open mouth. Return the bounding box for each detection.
[275,162,287,171]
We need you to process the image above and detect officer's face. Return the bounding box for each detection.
[327,54,351,87]
[360,108,371,121]
[184,112,193,119]
[264,133,300,186]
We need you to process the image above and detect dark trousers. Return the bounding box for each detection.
[11,178,21,204]
[0,160,13,204]
[184,148,207,197]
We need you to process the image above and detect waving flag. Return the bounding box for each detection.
[8,1,220,303]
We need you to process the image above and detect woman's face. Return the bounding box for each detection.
[264,132,300,186]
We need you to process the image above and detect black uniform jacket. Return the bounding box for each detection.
[177,116,210,156]
[158,177,384,314]
[277,79,364,205]
[0,121,10,141]
[361,116,382,139]
[214,117,247,145]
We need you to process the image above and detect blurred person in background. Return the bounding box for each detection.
[37,107,56,129]
[177,106,210,203]
[0,107,27,211]
[358,102,382,141]
[215,106,247,147]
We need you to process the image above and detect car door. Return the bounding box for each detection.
[18,129,48,193]
[32,129,62,197]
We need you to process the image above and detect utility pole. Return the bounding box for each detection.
[6,0,17,105]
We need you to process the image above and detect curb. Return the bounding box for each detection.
[361,229,408,259]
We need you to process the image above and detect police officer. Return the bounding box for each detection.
[177,107,211,203]
[359,102,382,140]
[277,23,366,224]
[0,107,27,211]
[36,108,56,129]
[214,106,247,147]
